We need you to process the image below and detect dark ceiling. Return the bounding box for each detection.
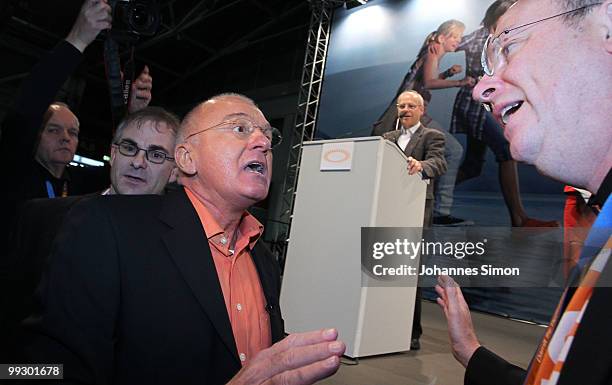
[1,0,313,158]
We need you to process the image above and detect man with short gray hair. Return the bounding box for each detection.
[382,89,447,351]
[382,90,447,227]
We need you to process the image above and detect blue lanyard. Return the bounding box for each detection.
[45,180,56,198]
[577,194,612,271]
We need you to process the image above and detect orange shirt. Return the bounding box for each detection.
[185,187,272,366]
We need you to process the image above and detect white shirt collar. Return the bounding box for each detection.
[401,122,420,136]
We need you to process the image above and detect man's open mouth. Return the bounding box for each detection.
[501,101,524,125]
[245,161,265,175]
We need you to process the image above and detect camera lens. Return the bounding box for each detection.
[129,4,152,30]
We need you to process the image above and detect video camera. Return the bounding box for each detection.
[109,0,160,41]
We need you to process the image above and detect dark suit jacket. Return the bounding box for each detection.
[1,195,92,361]
[22,189,285,385]
[465,274,612,385]
[382,125,447,199]
[465,190,612,385]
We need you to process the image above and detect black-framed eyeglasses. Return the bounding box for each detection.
[184,118,283,149]
[113,140,175,164]
[481,3,602,76]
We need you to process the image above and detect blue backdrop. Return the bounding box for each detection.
[317,0,564,194]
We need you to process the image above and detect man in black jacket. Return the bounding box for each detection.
[436,1,612,384]
[23,93,345,385]
[0,106,180,362]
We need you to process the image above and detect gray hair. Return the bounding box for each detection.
[397,90,425,106]
[113,106,180,145]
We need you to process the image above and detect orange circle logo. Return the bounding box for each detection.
[323,149,350,163]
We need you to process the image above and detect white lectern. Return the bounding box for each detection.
[280,137,427,358]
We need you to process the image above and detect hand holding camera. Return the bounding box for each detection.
[66,0,112,53]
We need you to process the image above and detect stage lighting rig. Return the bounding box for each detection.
[345,0,369,10]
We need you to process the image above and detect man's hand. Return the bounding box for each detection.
[229,328,345,385]
[435,275,481,368]
[66,0,112,53]
[128,66,153,113]
[407,157,423,175]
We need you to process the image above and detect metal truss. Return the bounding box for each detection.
[272,0,343,266]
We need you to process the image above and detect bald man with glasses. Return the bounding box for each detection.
[22,93,345,385]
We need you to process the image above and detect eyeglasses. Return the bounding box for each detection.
[396,103,421,110]
[481,3,602,76]
[113,140,175,164]
[184,118,283,149]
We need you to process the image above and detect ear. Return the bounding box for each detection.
[168,166,179,184]
[110,145,117,166]
[174,143,197,176]
[604,1,612,53]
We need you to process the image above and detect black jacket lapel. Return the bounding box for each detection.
[251,242,285,343]
[159,189,239,365]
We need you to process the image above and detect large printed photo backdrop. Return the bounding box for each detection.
[316,0,564,323]
[317,0,563,194]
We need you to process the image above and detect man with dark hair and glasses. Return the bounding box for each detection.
[0,0,153,253]
[22,93,345,385]
[1,106,180,362]
[107,106,180,195]
[436,1,612,384]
